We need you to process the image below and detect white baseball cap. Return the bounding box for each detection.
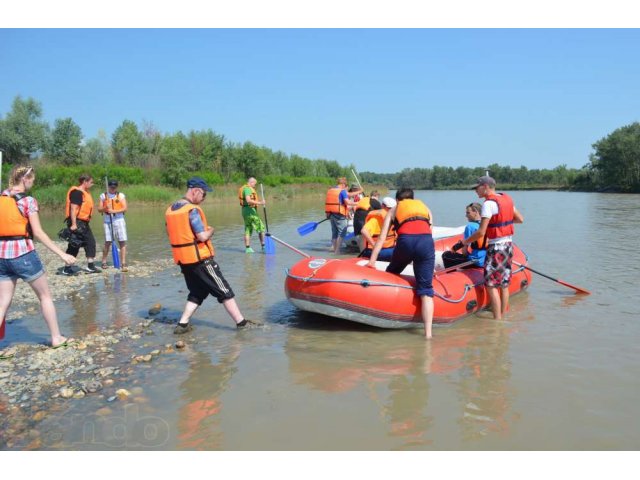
[382,197,397,208]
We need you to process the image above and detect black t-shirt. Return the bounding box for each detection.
[69,189,84,206]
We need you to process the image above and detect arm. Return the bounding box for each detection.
[463,217,489,247]
[28,211,76,265]
[346,189,363,198]
[195,226,214,243]
[513,206,524,224]
[367,207,395,267]
[119,194,128,213]
[359,226,375,250]
[69,204,80,230]
[245,189,265,207]
[97,193,107,214]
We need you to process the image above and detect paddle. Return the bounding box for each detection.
[104,176,121,269]
[351,168,364,192]
[260,184,276,254]
[513,261,590,295]
[297,217,329,236]
[268,234,310,258]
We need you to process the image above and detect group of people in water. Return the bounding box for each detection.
[324,174,524,339]
[0,164,522,353]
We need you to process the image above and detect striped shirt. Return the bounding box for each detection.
[0,189,37,259]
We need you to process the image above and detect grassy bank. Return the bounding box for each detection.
[31,183,388,209]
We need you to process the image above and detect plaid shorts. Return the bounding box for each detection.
[484,242,514,288]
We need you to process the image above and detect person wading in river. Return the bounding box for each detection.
[462,176,524,320]
[166,177,258,334]
[0,165,76,354]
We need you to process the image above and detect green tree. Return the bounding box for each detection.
[46,117,83,165]
[590,122,640,192]
[111,120,148,166]
[0,96,49,163]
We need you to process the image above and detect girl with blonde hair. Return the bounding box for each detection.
[0,165,76,353]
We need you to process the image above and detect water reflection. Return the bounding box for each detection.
[68,283,100,335]
[177,341,241,450]
[102,273,132,328]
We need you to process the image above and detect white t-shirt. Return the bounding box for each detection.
[481,199,513,245]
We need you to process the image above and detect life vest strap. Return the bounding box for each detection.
[488,220,514,228]
[0,235,29,240]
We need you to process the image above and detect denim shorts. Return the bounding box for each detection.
[0,250,45,283]
[329,213,348,240]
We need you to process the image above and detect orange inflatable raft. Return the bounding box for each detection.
[285,228,532,327]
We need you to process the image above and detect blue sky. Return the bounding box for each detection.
[1,28,639,173]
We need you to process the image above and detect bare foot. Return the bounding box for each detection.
[51,336,76,348]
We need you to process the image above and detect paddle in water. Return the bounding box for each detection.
[513,261,590,295]
[260,184,276,254]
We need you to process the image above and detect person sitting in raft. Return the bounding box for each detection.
[441,202,486,269]
[0,165,77,351]
[366,188,436,340]
[359,197,397,262]
[353,190,381,238]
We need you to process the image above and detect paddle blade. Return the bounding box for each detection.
[112,241,121,269]
[265,234,276,255]
[558,279,591,295]
[297,221,318,236]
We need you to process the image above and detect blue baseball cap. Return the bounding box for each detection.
[186,176,213,192]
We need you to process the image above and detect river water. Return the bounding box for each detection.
[5,191,640,450]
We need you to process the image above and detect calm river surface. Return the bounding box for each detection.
[5,191,640,450]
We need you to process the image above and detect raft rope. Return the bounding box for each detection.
[285,248,530,304]
[286,270,476,303]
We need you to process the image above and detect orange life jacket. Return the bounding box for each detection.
[238,184,258,207]
[364,209,397,249]
[0,194,31,239]
[65,186,93,222]
[393,199,432,235]
[165,202,215,265]
[102,192,126,214]
[325,187,347,216]
[355,196,372,212]
[485,193,514,240]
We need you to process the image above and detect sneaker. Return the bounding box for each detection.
[236,318,261,329]
[173,322,193,334]
[261,244,265,251]
[83,265,102,273]
[61,266,75,276]
[245,247,255,254]
[121,265,128,272]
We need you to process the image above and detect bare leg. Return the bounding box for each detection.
[119,241,127,266]
[259,232,265,247]
[28,274,68,346]
[244,233,251,248]
[222,298,244,324]
[421,295,434,339]
[500,287,510,315]
[101,241,111,264]
[0,279,18,326]
[487,286,502,320]
[333,237,342,254]
[178,300,200,325]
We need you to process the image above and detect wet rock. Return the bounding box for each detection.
[107,396,117,403]
[83,381,103,393]
[32,411,47,422]
[175,341,186,349]
[116,388,131,400]
[73,390,86,399]
[96,407,113,415]
[150,350,160,356]
[148,303,163,316]
[103,379,115,387]
[59,387,74,399]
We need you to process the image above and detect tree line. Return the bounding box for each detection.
[1,95,638,192]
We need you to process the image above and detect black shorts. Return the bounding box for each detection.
[180,257,236,305]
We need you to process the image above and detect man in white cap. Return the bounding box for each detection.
[462,175,524,320]
[359,196,397,261]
